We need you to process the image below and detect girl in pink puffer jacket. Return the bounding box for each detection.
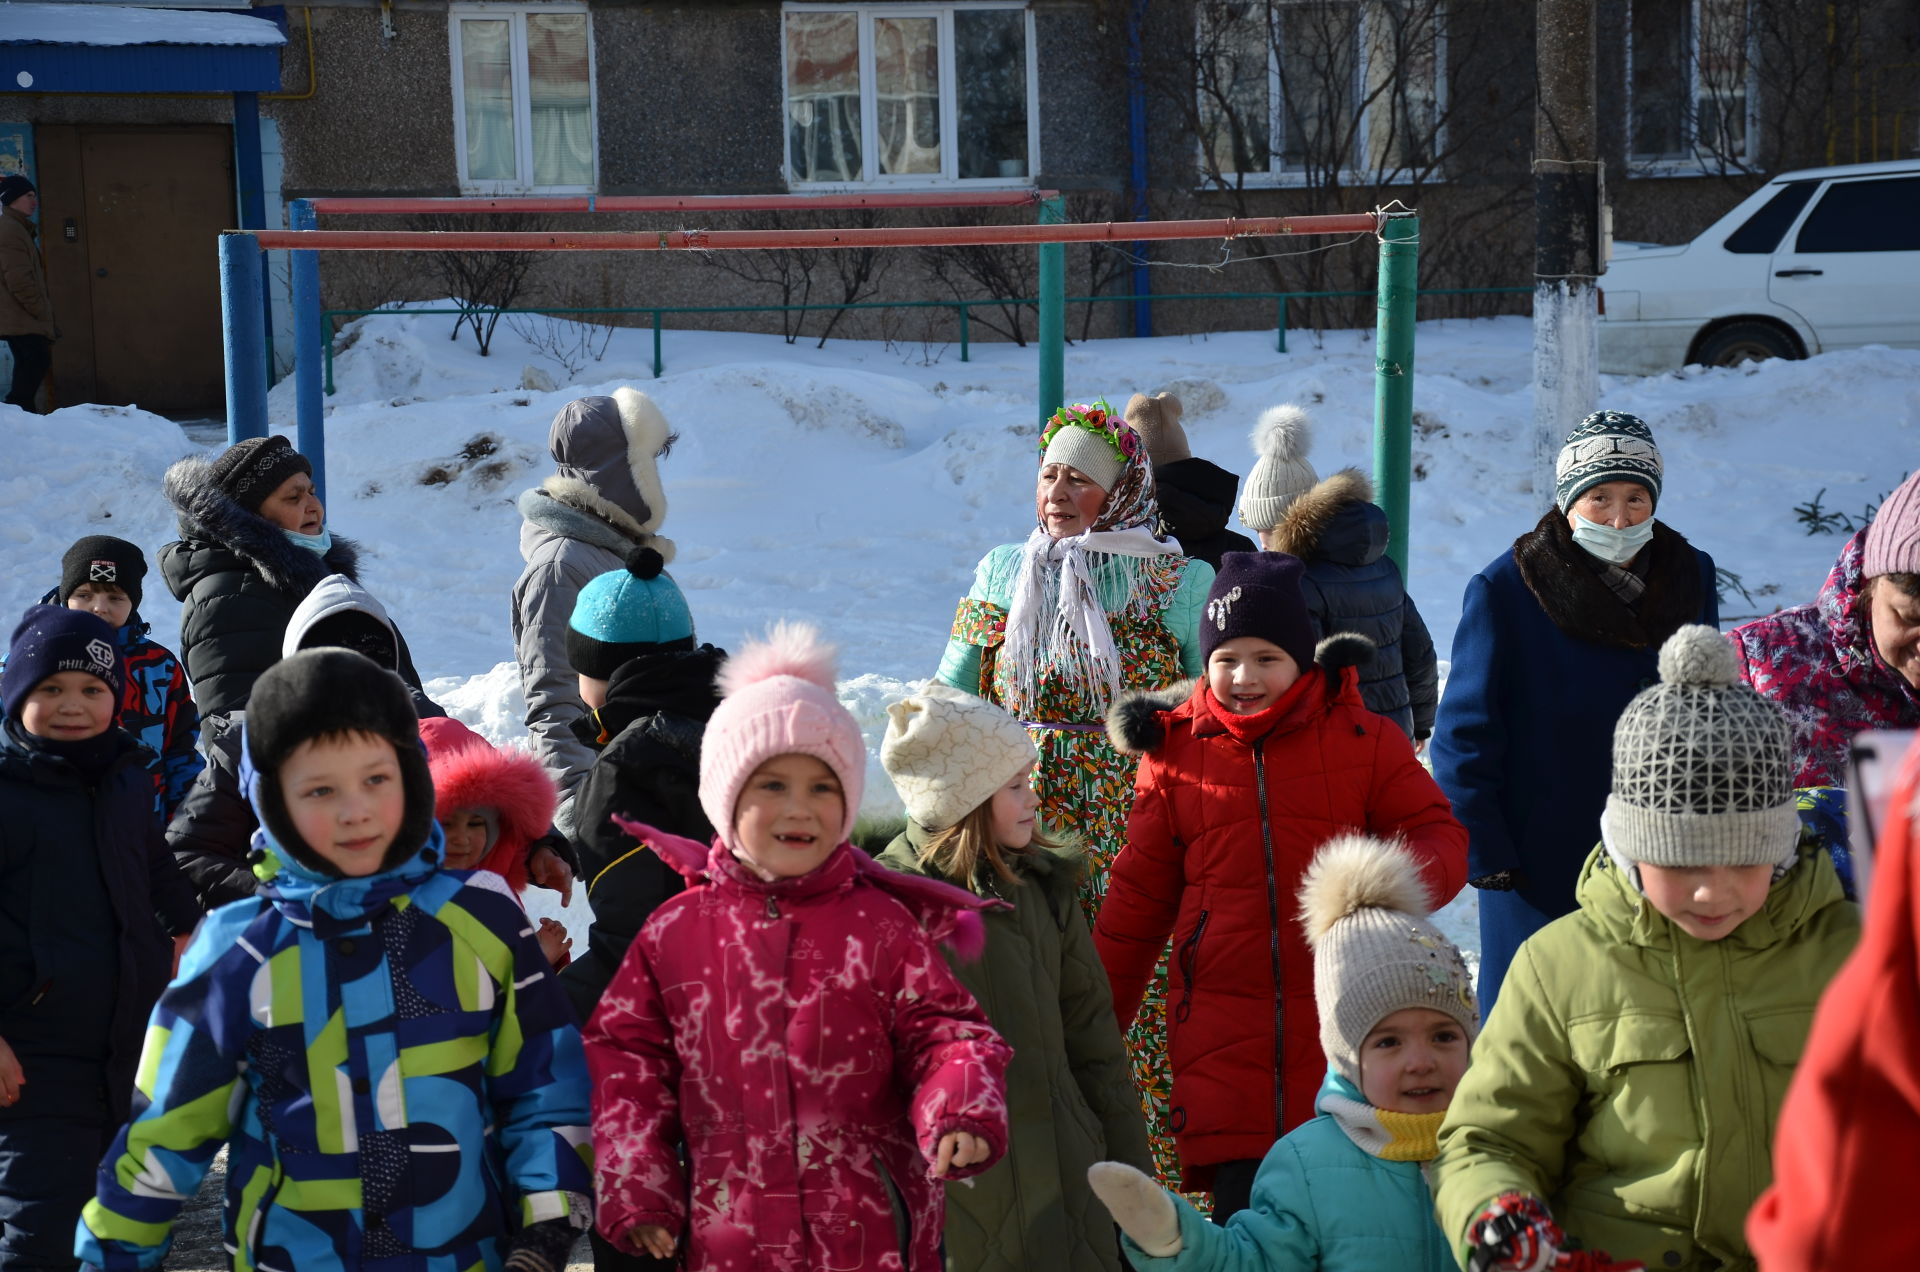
[584,622,1013,1272]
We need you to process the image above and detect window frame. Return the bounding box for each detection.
[1193,0,1450,190]
[1625,0,1760,177]
[780,1,1042,190]
[448,1,599,195]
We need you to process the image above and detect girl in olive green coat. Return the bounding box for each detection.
[1433,629,1861,1272]
[881,684,1153,1272]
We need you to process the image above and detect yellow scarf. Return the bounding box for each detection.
[1374,1108,1447,1162]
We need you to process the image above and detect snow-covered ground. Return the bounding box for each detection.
[5,310,1916,966]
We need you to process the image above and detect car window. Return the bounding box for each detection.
[1794,177,1920,253]
[1723,182,1818,253]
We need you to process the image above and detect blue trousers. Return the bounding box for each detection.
[0,1104,112,1271]
[1475,888,1559,1023]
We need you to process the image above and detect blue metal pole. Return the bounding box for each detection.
[290,200,325,502]
[232,92,274,371]
[220,233,269,444]
[1124,0,1153,337]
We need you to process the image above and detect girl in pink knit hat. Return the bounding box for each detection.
[583,621,1014,1272]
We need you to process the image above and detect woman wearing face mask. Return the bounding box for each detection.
[1430,410,1716,1014]
[159,435,430,720]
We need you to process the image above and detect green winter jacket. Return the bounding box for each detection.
[879,826,1152,1272]
[1433,843,1859,1272]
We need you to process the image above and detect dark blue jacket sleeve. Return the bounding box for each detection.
[1430,571,1520,880]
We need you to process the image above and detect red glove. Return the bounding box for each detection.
[1468,1193,1645,1272]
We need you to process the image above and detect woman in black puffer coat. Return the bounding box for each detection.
[159,436,424,720]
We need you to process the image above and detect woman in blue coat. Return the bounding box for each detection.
[1430,411,1716,1014]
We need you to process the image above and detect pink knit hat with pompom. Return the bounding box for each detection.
[699,621,867,843]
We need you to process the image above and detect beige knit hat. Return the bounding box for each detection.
[1300,835,1477,1089]
[1605,625,1799,868]
[1124,392,1191,465]
[882,684,1038,834]
[1238,404,1321,532]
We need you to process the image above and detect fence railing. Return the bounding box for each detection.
[319,286,1533,394]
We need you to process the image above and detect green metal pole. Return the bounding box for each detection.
[1276,295,1288,354]
[959,304,970,363]
[652,310,663,378]
[1037,196,1066,425]
[1372,215,1419,578]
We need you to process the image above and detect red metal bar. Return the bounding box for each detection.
[304,191,1059,215]
[245,214,1383,253]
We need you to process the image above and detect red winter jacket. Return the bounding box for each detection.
[1094,641,1468,1187]
[584,825,1014,1272]
[419,716,555,893]
[1748,739,1920,1269]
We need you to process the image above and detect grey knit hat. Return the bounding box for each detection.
[1554,409,1663,513]
[1300,835,1477,1089]
[1604,625,1798,868]
[1239,405,1320,532]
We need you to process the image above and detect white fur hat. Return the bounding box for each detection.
[1239,405,1321,532]
[882,685,1037,834]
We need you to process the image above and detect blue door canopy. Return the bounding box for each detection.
[2,4,285,93]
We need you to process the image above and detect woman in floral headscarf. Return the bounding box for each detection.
[936,402,1214,1183]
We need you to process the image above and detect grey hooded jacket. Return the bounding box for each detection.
[510,388,676,814]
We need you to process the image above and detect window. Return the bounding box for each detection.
[1794,178,1920,254]
[450,5,596,192]
[1627,0,1753,171]
[783,5,1037,186]
[1195,0,1443,186]
[1721,181,1815,253]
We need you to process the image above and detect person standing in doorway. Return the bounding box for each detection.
[0,175,54,414]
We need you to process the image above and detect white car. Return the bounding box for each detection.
[1599,159,1920,375]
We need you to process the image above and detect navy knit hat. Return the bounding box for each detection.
[0,175,33,208]
[2,605,124,720]
[210,435,313,513]
[566,546,695,681]
[59,535,147,612]
[1200,551,1317,672]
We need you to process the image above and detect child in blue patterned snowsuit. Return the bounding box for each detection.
[77,649,594,1272]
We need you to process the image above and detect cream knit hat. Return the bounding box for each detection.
[1605,625,1798,868]
[1124,392,1191,465]
[882,684,1038,833]
[1300,836,1477,1089]
[1238,404,1321,532]
[1043,423,1128,492]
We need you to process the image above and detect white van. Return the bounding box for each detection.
[1598,159,1920,375]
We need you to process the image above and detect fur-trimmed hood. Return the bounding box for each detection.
[1265,468,1389,567]
[1107,631,1376,754]
[419,716,556,892]
[517,479,678,564]
[538,387,677,548]
[161,454,360,599]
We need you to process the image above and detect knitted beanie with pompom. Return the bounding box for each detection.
[1238,404,1321,532]
[565,545,695,680]
[699,622,866,844]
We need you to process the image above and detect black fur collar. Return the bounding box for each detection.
[164,455,360,597]
[1511,509,1704,651]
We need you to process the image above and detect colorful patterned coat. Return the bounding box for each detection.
[77,812,594,1271]
[119,618,202,821]
[584,827,1012,1272]
[1730,530,1920,787]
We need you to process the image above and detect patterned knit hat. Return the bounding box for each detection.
[1,605,124,720]
[1605,625,1798,868]
[699,622,866,845]
[1041,402,1138,493]
[1239,405,1321,532]
[1554,410,1663,513]
[882,684,1037,834]
[1300,835,1477,1090]
[209,435,313,513]
[565,546,695,681]
[1123,392,1191,466]
[58,535,146,612]
[1863,468,1920,578]
[1200,551,1317,671]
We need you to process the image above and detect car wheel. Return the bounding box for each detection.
[1694,322,1800,368]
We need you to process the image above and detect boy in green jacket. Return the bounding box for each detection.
[1432,627,1861,1272]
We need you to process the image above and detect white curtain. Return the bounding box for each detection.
[785,12,861,182]
[876,17,940,176]
[529,13,595,187]
[460,19,516,182]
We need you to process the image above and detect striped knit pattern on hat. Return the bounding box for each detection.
[699,622,866,845]
[1605,625,1798,868]
[1239,404,1320,532]
[1299,835,1477,1091]
[209,435,313,513]
[882,684,1037,834]
[1863,468,1920,579]
[1554,409,1663,512]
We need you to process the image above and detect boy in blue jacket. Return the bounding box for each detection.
[78,649,594,1272]
[1086,835,1477,1272]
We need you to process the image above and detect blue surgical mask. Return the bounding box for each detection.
[283,527,333,555]
[1569,512,1654,566]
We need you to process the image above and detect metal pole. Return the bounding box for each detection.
[959,304,970,363]
[1373,215,1419,579]
[651,310,662,378]
[232,92,273,373]
[290,200,325,502]
[219,233,269,444]
[1037,196,1066,426]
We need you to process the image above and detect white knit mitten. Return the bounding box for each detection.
[1087,1162,1182,1258]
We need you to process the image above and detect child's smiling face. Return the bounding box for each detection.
[732,753,845,880]
[1358,1007,1470,1115]
[279,732,405,877]
[440,808,492,869]
[1637,861,1776,941]
[19,671,116,741]
[1207,636,1301,715]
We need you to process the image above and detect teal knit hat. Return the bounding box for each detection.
[565,546,695,680]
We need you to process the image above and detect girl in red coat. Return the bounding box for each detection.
[420,715,573,967]
[1095,551,1468,1223]
[584,621,1014,1272]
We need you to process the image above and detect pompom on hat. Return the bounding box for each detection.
[1554,409,1663,513]
[699,622,866,845]
[1299,835,1476,1090]
[882,684,1037,834]
[1238,404,1321,532]
[1604,625,1798,868]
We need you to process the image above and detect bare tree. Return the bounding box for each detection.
[1068,191,1134,341]
[699,210,898,344]
[420,213,545,357]
[919,208,1040,344]
[811,209,897,347]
